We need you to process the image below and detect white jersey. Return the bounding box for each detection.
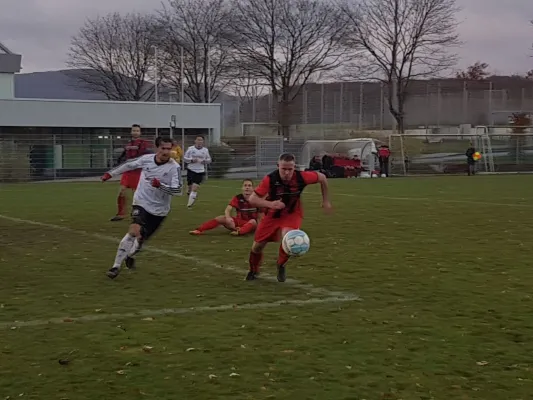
[183,146,211,173]
[109,154,182,216]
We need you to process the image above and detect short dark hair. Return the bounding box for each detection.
[131,124,141,128]
[278,153,296,162]
[195,135,204,140]
[157,136,172,147]
[243,179,254,185]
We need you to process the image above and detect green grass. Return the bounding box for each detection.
[1,176,533,399]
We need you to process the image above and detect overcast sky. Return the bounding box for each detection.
[1,0,531,75]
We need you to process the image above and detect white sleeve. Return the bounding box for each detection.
[204,149,212,164]
[157,165,183,196]
[108,155,149,176]
[183,147,193,163]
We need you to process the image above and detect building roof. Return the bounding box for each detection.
[0,41,21,73]
[0,41,14,54]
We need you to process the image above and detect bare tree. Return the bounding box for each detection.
[456,62,490,80]
[339,0,461,132]
[157,0,234,103]
[228,0,348,136]
[67,12,161,101]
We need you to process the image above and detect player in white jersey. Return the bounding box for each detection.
[183,135,211,208]
[100,137,182,279]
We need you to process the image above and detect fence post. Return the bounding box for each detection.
[339,82,343,125]
[359,82,363,131]
[320,83,325,138]
[302,85,308,125]
[437,82,441,127]
[488,81,493,125]
[380,83,384,130]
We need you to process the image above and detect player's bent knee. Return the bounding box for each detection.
[251,241,265,253]
[214,215,226,223]
[129,223,141,237]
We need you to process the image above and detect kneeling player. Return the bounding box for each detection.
[189,179,260,236]
[247,153,332,282]
[100,137,182,279]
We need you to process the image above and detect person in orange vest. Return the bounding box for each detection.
[378,145,391,177]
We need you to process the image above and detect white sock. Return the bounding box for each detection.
[187,191,197,207]
[127,238,142,257]
[112,233,135,269]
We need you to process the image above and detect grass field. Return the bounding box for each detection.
[2,176,533,399]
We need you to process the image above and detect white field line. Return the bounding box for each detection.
[0,296,359,329]
[333,192,533,208]
[0,214,357,299]
[205,184,533,209]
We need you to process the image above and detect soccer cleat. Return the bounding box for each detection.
[277,264,286,282]
[106,267,120,279]
[245,270,259,281]
[125,256,136,270]
[110,215,124,222]
[189,230,202,235]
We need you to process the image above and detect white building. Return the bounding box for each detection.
[0,42,221,179]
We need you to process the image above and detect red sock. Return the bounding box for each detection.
[238,221,255,235]
[117,194,126,216]
[249,251,263,273]
[197,219,219,232]
[277,246,290,266]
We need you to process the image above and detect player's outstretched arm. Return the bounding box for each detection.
[102,155,147,181]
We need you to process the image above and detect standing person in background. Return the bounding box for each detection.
[183,135,211,209]
[110,124,152,222]
[378,145,391,177]
[170,139,183,164]
[465,143,476,176]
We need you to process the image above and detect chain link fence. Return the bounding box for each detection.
[221,80,533,138]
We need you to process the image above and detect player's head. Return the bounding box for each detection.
[131,124,141,138]
[242,179,254,195]
[194,135,204,149]
[277,153,296,181]
[156,136,173,162]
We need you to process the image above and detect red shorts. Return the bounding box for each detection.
[225,217,254,230]
[254,215,302,243]
[120,169,142,190]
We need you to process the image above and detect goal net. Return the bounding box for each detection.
[241,122,280,137]
[389,128,533,175]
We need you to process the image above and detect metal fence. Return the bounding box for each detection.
[221,80,533,137]
[3,130,533,182]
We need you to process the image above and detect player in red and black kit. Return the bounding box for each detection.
[247,153,332,282]
[189,179,261,236]
[110,124,152,222]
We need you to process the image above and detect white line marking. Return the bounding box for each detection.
[333,192,533,208]
[0,214,357,299]
[0,296,359,329]
[207,184,533,208]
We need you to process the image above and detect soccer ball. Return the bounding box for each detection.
[282,229,310,257]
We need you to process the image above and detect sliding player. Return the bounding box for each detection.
[101,137,182,279]
[189,179,259,236]
[110,124,152,221]
[246,153,332,282]
[183,135,211,208]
